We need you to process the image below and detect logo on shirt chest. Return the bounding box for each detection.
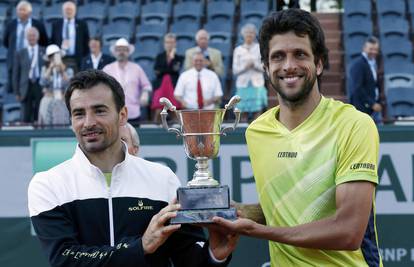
[128,200,153,211]
[277,151,298,158]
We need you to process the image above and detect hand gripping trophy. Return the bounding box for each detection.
[160,96,241,224]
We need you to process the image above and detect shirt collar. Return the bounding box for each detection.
[362,52,376,66]
[18,17,31,25]
[73,141,131,178]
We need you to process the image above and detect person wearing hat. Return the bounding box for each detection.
[38,44,73,126]
[103,38,152,126]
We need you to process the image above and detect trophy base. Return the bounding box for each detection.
[170,208,237,224]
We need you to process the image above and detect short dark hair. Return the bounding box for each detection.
[89,36,102,45]
[365,36,379,45]
[259,9,329,70]
[65,70,125,114]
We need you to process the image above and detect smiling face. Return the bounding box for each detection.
[266,31,323,105]
[70,83,127,154]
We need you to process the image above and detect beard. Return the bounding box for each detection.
[78,126,118,154]
[269,70,318,107]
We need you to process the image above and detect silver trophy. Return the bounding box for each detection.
[160,96,241,224]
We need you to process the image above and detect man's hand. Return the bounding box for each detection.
[212,217,258,236]
[16,95,21,101]
[141,203,181,254]
[207,224,239,261]
[372,103,382,112]
[140,91,149,106]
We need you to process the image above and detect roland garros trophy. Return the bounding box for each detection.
[160,96,241,224]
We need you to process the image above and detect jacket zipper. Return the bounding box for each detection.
[108,185,115,246]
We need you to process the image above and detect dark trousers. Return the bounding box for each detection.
[21,80,42,123]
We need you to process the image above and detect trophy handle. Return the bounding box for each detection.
[160,97,182,136]
[221,95,241,135]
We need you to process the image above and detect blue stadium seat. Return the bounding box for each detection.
[85,20,102,37]
[135,57,155,81]
[0,5,8,23]
[43,5,61,24]
[342,17,373,36]
[102,21,134,45]
[386,87,414,118]
[176,36,195,55]
[343,0,371,19]
[240,0,268,22]
[84,0,110,4]
[173,1,202,24]
[135,35,162,55]
[2,102,21,124]
[115,0,139,3]
[385,73,414,91]
[209,42,231,58]
[77,3,108,22]
[136,23,167,36]
[204,21,232,43]
[141,1,171,25]
[170,21,198,37]
[378,18,409,38]
[109,2,140,24]
[381,38,412,61]
[384,60,414,75]
[207,1,234,23]
[376,0,405,19]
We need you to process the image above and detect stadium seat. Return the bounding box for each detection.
[77,2,107,22]
[207,1,234,23]
[109,2,140,24]
[376,0,405,19]
[135,57,155,81]
[43,5,62,24]
[141,1,171,25]
[173,1,202,24]
[384,73,414,91]
[204,21,232,43]
[386,87,414,118]
[84,0,110,4]
[136,23,167,36]
[209,42,231,58]
[2,102,21,124]
[176,36,195,55]
[102,21,134,45]
[135,33,163,53]
[240,0,268,23]
[378,18,409,38]
[85,20,102,37]
[381,39,412,62]
[384,60,414,75]
[170,21,199,37]
[343,0,371,19]
[0,5,8,23]
[342,17,373,36]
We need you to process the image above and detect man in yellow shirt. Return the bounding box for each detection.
[214,9,383,267]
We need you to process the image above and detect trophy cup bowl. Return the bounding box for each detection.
[160,96,241,224]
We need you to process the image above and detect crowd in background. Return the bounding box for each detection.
[3,0,270,127]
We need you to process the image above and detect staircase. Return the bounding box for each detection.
[267,12,346,108]
[314,12,346,102]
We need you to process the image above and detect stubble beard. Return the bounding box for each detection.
[270,71,318,108]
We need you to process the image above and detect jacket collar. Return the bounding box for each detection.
[72,141,131,179]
